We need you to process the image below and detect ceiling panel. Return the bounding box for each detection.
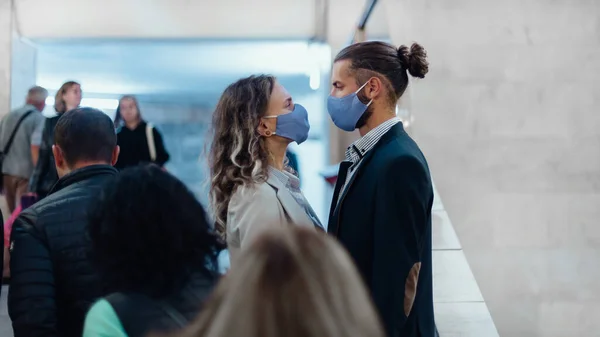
[15,0,316,39]
[35,40,321,101]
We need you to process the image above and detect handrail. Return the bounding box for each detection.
[349,0,380,44]
[357,0,379,30]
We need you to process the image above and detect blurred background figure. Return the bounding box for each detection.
[29,80,82,199]
[2,193,36,282]
[84,165,224,337]
[113,95,170,170]
[208,75,322,266]
[166,226,384,337]
[0,86,47,213]
[0,86,47,283]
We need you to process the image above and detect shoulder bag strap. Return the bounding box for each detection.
[3,110,35,154]
[145,123,156,162]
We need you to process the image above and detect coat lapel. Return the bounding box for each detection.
[328,161,352,222]
[334,149,377,211]
[328,123,406,234]
[266,174,313,228]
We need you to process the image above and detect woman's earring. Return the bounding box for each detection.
[265,130,272,137]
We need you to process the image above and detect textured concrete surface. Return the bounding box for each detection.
[384,0,600,335]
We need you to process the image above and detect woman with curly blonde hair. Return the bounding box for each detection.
[208,75,323,264]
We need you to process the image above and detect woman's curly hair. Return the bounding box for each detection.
[209,75,275,238]
[88,165,225,297]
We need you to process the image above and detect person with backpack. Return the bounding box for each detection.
[113,95,170,170]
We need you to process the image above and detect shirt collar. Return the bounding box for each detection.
[345,117,402,164]
[268,166,300,189]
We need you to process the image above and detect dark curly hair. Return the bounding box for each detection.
[88,165,225,297]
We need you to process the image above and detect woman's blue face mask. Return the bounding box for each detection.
[326,81,373,132]
[263,103,311,145]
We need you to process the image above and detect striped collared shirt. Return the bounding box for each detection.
[337,117,402,204]
[269,167,324,229]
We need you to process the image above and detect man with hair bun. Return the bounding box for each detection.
[326,41,436,337]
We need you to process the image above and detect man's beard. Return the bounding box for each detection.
[355,96,373,129]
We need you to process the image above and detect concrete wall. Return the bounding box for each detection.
[384,0,600,336]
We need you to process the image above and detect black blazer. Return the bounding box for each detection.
[328,123,435,337]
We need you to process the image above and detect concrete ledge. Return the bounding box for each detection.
[432,184,499,336]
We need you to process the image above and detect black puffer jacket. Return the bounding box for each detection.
[104,272,217,337]
[8,165,118,337]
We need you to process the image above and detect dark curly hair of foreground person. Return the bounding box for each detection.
[88,164,225,297]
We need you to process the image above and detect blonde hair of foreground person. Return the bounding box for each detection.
[154,227,385,337]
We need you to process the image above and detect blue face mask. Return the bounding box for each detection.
[326,81,373,132]
[263,103,310,144]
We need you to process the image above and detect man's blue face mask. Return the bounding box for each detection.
[326,81,373,132]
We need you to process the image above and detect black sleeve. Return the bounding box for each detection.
[370,156,429,336]
[152,127,170,166]
[8,212,59,337]
[28,120,52,193]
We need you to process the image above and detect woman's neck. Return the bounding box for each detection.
[267,140,288,171]
[66,105,78,112]
[125,120,141,130]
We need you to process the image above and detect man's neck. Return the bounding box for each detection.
[358,112,396,137]
[58,161,111,178]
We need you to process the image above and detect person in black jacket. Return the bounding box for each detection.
[326,41,435,337]
[8,108,120,337]
[83,165,224,337]
[29,81,82,199]
[113,95,169,170]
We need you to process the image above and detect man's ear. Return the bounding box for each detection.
[52,145,65,168]
[366,77,384,100]
[111,146,120,166]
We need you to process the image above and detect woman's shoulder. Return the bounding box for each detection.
[83,299,128,337]
[230,180,276,204]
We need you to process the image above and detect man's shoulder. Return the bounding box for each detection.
[18,187,94,234]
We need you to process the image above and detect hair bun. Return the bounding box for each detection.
[397,43,429,79]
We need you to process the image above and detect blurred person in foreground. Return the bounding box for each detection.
[83,165,224,337]
[326,41,435,337]
[8,108,119,337]
[157,226,384,337]
[209,75,323,266]
[30,80,82,199]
